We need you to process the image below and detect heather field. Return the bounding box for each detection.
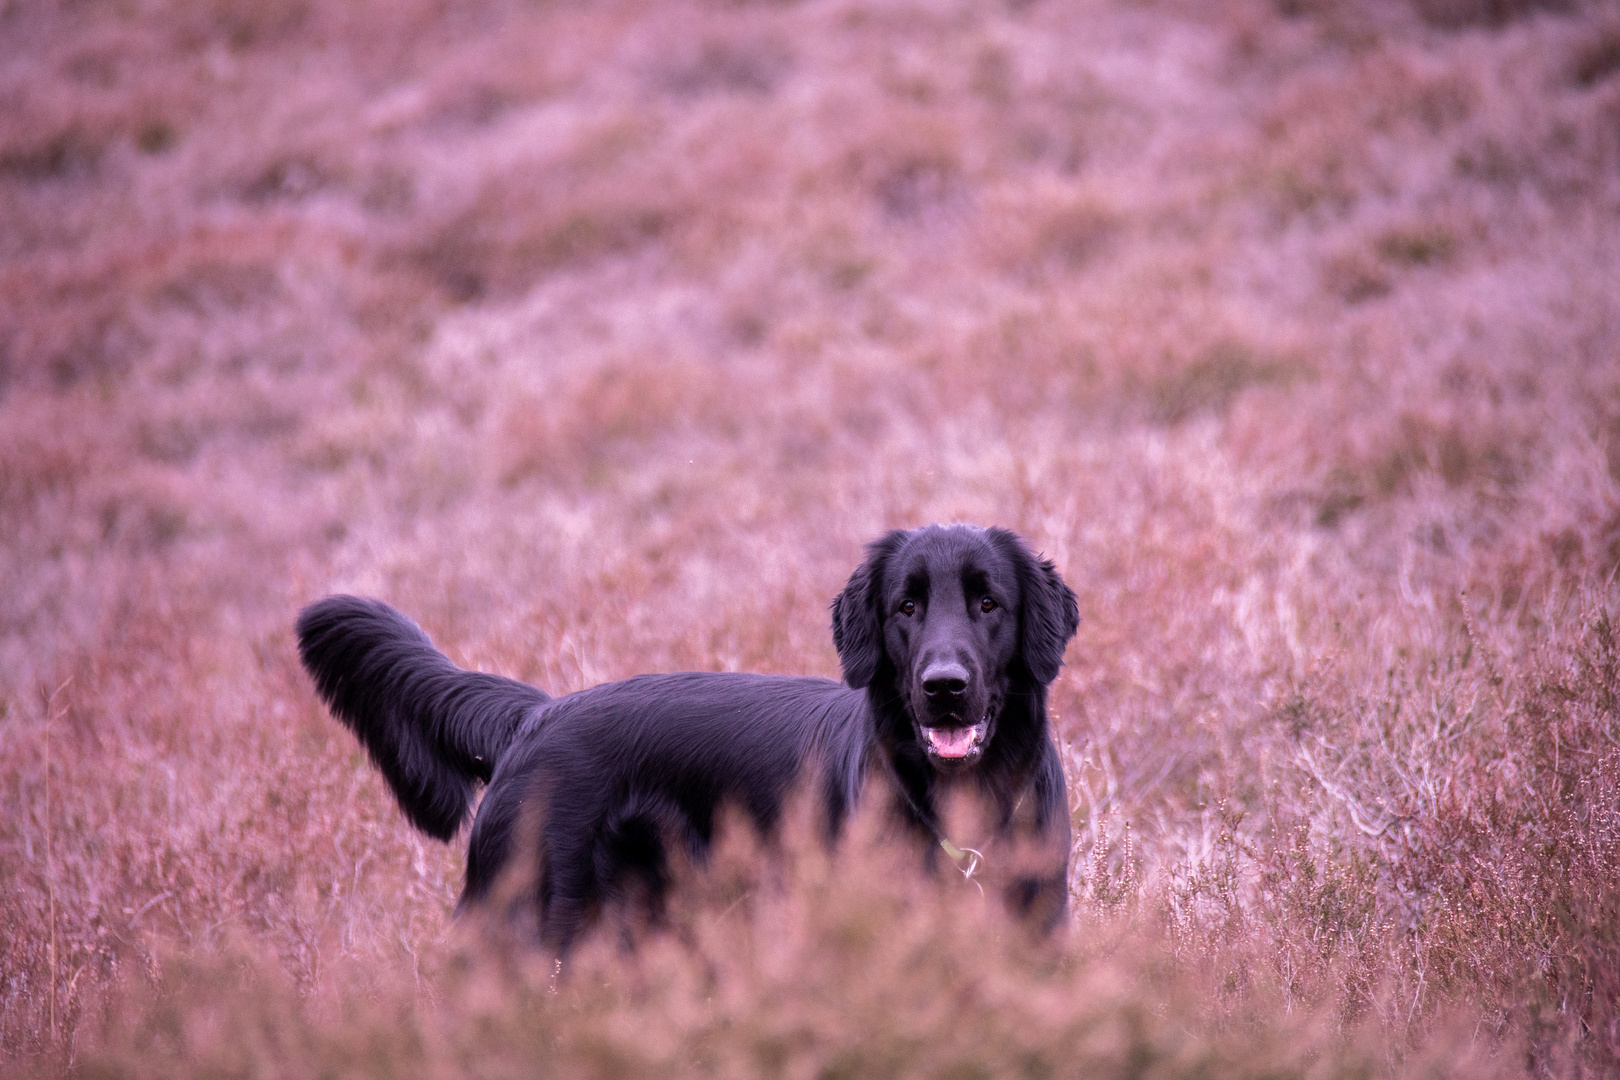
[4,0,1619,1075]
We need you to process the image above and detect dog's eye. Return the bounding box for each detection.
[899,600,916,616]
[980,597,997,613]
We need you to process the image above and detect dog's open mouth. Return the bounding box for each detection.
[921,720,988,760]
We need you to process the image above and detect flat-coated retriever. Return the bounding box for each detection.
[297,524,1079,950]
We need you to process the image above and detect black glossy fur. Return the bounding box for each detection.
[297,525,1080,950]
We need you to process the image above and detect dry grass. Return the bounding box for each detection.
[3,0,1618,1075]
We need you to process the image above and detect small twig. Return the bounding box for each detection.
[41,678,70,1047]
[1458,589,1503,691]
[128,891,175,930]
[1295,743,1411,840]
[715,889,754,925]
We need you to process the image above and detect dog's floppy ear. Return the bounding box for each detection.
[992,529,1080,686]
[832,529,909,689]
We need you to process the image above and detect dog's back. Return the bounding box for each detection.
[463,672,871,946]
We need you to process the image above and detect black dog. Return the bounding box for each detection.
[297,524,1079,950]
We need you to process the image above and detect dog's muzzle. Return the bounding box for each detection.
[915,658,992,761]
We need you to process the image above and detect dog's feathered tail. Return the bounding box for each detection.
[296,596,548,841]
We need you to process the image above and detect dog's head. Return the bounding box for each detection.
[831,525,1079,768]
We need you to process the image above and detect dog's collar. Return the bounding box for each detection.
[893,782,1027,892]
[906,790,1026,890]
[938,836,985,887]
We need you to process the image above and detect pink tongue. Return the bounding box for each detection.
[926,726,978,758]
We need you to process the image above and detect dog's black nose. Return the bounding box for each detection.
[922,661,969,697]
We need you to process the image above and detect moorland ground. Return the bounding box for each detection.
[3,0,1618,1076]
